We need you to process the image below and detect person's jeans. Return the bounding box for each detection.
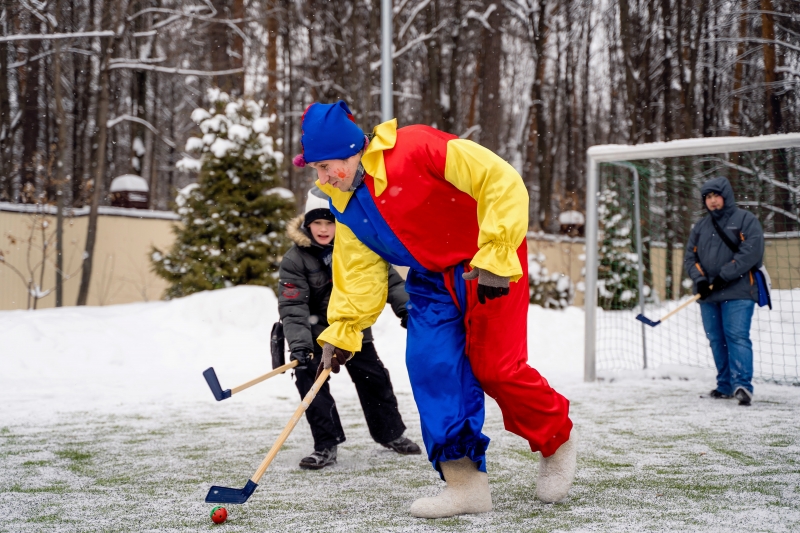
[699,299,756,395]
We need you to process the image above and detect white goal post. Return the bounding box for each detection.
[584,133,800,382]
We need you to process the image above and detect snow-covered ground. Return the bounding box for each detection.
[2,286,798,532]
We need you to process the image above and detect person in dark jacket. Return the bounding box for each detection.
[684,176,765,406]
[278,187,421,469]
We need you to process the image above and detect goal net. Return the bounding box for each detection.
[584,134,800,385]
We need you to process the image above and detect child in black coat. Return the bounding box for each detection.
[278,187,420,469]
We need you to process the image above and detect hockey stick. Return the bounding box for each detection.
[205,367,332,504]
[203,361,299,401]
[636,293,702,327]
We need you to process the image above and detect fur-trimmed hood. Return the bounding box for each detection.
[286,215,314,248]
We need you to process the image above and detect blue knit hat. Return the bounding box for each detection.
[296,101,366,164]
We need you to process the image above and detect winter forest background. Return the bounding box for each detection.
[4,0,800,216]
[1,0,799,305]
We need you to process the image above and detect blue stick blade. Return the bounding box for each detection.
[202,367,231,401]
[635,314,661,327]
[205,480,258,504]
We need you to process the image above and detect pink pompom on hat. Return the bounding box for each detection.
[292,153,307,168]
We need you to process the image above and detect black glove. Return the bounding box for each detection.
[315,343,353,379]
[290,349,312,370]
[462,267,511,304]
[711,276,728,292]
[696,280,712,300]
[399,311,408,329]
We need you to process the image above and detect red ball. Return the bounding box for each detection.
[210,506,228,524]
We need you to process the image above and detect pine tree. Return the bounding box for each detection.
[152,89,294,298]
[597,188,649,310]
[528,253,574,310]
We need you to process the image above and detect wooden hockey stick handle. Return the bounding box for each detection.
[230,360,299,395]
[658,293,702,323]
[251,367,332,484]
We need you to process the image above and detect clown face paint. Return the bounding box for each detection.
[310,152,361,191]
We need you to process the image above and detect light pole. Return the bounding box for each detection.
[381,0,393,122]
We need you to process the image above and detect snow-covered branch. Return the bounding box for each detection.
[398,0,432,41]
[371,20,449,71]
[704,37,800,55]
[0,31,115,43]
[127,7,248,43]
[106,115,177,149]
[394,0,414,16]
[109,56,166,65]
[738,202,800,223]
[107,63,245,77]
[20,0,55,28]
[465,4,498,31]
[776,66,800,78]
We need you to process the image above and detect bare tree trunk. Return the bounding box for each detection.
[702,13,718,140]
[678,0,708,138]
[77,3,124,306]
[564,0,578,212]
[443,0,461,134]
[20,16,42,203]
[265,0,279,113]
[662,0,675,300]
[210,0,235,94]
[579,0,592,211]
[730,0,747,137]
[618,0,638,143]
[661,0,674,144]
[643,0,656,143]
[146,70,160,208]
[727,0,748,189]
[54,0,68,307]
[231,0,245,94]
[281,0,296,193]
[760,0,782,135]
[423,0,444,129]
[0,0,11,201]
[522,0,549,228]
[478,0,503,151]
[760,0,792,232]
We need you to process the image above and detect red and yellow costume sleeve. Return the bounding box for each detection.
[443,139,528,281]
[316,221,390,353]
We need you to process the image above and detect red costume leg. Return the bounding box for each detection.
[461,243,572,457]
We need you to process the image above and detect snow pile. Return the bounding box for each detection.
[0,286,585,424]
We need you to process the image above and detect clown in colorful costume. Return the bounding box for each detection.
[297,101,576,518]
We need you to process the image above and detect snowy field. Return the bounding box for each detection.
[2,286,799,532]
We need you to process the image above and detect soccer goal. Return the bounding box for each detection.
[584,133,800,385]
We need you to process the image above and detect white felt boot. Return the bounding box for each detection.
[409,457,492,518]
[535,432,577,503]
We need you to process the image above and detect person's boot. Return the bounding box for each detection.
[381,435,422,455]
[708,389,732,399]
[734,387,752,406]
[298,446,337,470]
[409,457,492,518]
[535,432,577,503]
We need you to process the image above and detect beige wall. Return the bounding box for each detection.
[763,237,800,290]
[3,206,796,311]
[1,209,175,310]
